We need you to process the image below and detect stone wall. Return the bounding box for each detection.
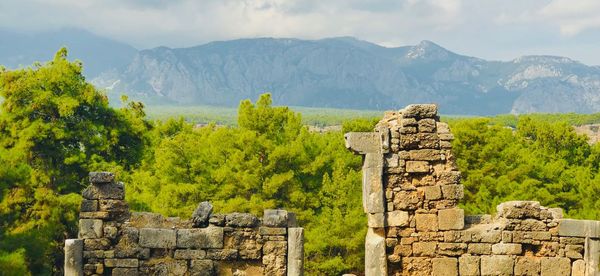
[346,104,600,276]
[64,172,304,276]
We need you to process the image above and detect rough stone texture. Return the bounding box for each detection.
[139,228,176,249]
[571,259,585,276]
[64,239,83,276]
[514,257,540,276]
[481,255,514,276]
[191,201,213,228]
[459,255,480,276]
[432,257,458,276]
[89,172,115,183]
[177,227,224,249]
[415,213,438,232]
[540,257,571,276]
[387,210,409,227]
[491,243,522,255]
[365,228,387,276]
[70,174,300,276]
[438,208,464,230]
[263,209,289,227]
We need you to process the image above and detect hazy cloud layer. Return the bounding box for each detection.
[1,0,599,64]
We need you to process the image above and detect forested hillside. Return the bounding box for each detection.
[2,51,600,275]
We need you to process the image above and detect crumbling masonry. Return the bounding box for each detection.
[345,104,600,276]
[64,172,304,276]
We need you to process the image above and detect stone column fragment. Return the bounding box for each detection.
[365,228,387,276]
[287,227,304,276]
[64,239,83,276]
[345,132,385,214]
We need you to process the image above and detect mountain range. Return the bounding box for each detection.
[2,29,600,115]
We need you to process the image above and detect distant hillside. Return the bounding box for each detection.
[2,30,600,115]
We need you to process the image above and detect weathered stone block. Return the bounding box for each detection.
[80,199,98,212]
[79,211,110,219]
[492,243,522,255]
[496,201,541,219]
[79,219,103,239]
[415,213,438,232]
[263,241,288,276]
[438,208,464,230]
[403,104,438,118]
[177,227,224,249]
[207,249,238,260]
[365,228,387,276]
[432,258,458,276]
[480,255,514,276]
[263,209,288,227]
[191,201,213,228]
[467,243,491,255]
[412,242,437,257]
[401,257,432,275]
[459,255,479,276]
[441,184,464,200]
[89,172,114,184]
[83,238,110,250]
[387,210,409,227]
[112,268,138,276]
[418,119,437,133]
[514,257,540,276]
[363,153,385,213]
[368,213,384,228]
[437,243,466,256]
[437,171,461,185]
[225,213,259,227]
[190,260,214,276]
[64,239,83,276]
[82,181,124,200]
[174,249,206,259]
[558,219,600,238]
[259,227,287,236]
[344,132,380,154]
[409,149,442,161]
[208,213,225,226]
[139,228,176,249]
[572,259,585,276]
[540,257,570,276]
[436,122,450,133]
[104,258,138,268]
[406,161,430,173]
[565,244,584,259]
[421,185,442,200]
[393,190,423,210]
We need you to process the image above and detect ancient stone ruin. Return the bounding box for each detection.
[345,104,600,276]
[64,172,304,276]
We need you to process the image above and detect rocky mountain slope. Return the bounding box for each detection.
[2,30,599,115]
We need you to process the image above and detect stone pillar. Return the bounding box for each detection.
[287,227,304,276]
[365,228,387,276]
[585,237,600,276]
[64,239,83,276]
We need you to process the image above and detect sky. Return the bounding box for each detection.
[1,0,600,65]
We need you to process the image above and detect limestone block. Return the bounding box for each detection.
[190,260,214,276]
[367,213,384,228]
[173,249,206,259]
[191,201,213,228]
[225,213,259,227]
[402,104,438,118]
[365,228,387,276]
[402,257,432,275]
[263,241,288,276]
[344,132,380,154]
[437,243,466,256]
[259,227,287,236]
[139,228,176,249]
[418,119,437,133]
[571,259,585,276]
[83,238,110,250]
[459,255,479,276]
[263,209,288,227]
[438,208,464,230]
[207,249,238,260]
[387,210,409,227]
[432,258,458,276]
[441,184,464,200]
[467,243,491,255]
[409,149,443,161]
[480,255,514,276]
[104,258,138,268]
[436,122,450,133]
[288,228,304,276]
[585,237,600,276]
[412,242,437,257]
[385,153,399,168]
[393,190,423,210]
[415,213,438,232]
[417,133,440,149]
[209,213,225,226]
[89,172,115,184]
[558,219,600,238]
[177,227,224,249]
[514,257,540,276]
[421,185,441,200]
[79,219,103,239]
[492,243,522,255]
[496,201,541,219]
[64,239,83,276]
[406,161,430,173]
[82,181,124,200]
[565,244,584,259]
[437,171,461,185]
[362,153,384,213]
[112,268,138,276]
[80,200,98,212]
[79,211,110,219]
[540,257,570,276]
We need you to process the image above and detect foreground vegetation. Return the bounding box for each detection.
[2,51,600,275]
